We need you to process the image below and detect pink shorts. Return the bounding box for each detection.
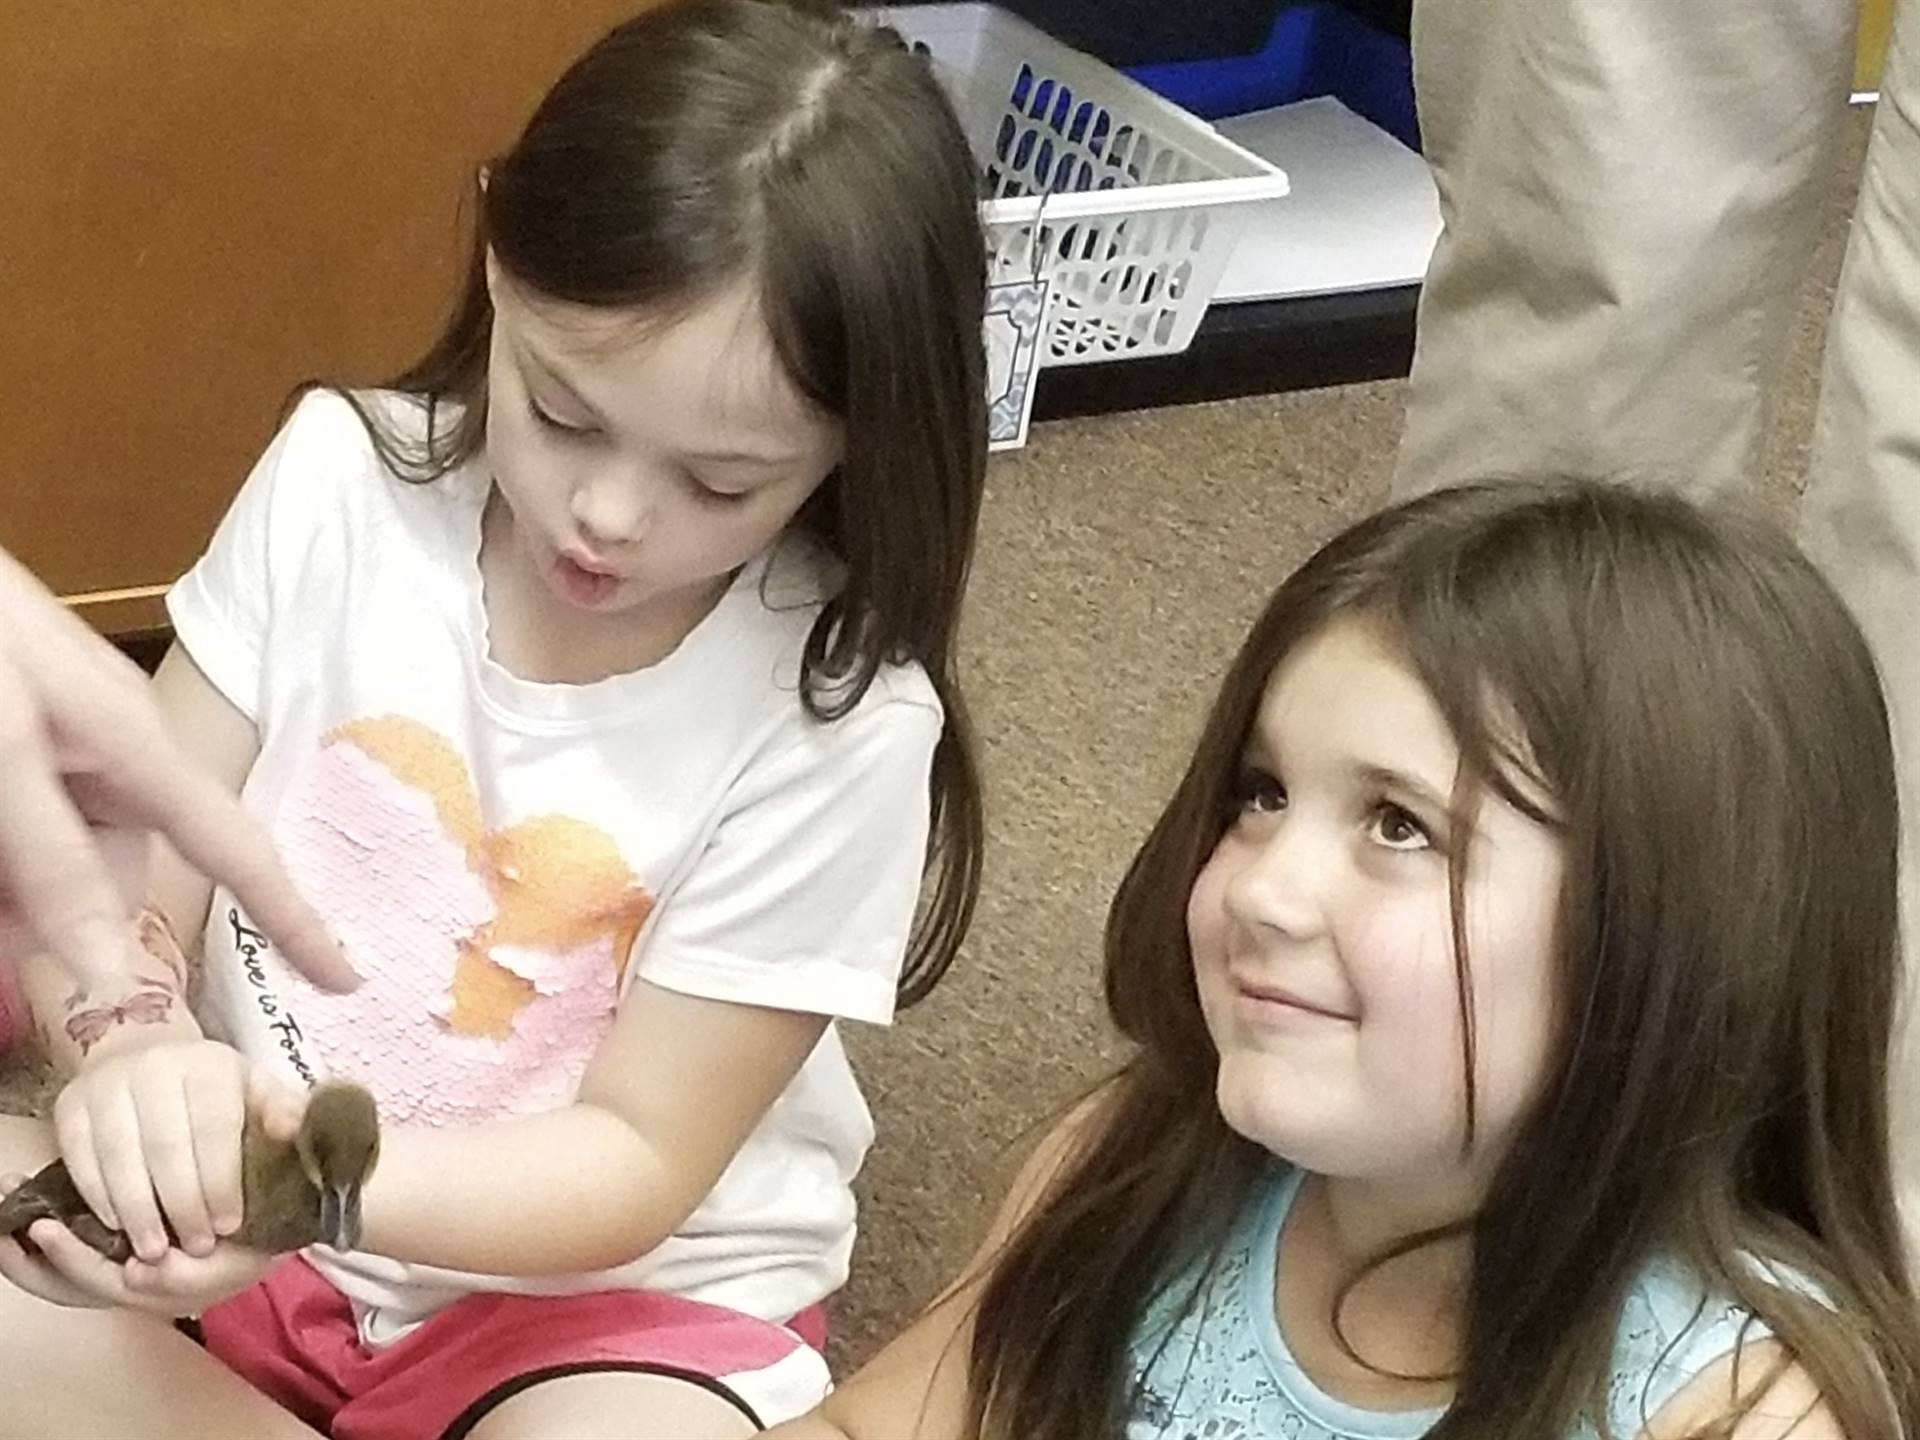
[193,1256,830,1438]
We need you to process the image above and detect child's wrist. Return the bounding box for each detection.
[29,909,205,1071]
[65,981,203,1068]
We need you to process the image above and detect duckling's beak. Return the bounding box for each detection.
[320,1182,364,1252]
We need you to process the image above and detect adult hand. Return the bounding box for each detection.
[0,546,356,993]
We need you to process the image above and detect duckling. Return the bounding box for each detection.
[0,1081,379,1261]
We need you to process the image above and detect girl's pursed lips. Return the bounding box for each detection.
[562,547,622,578]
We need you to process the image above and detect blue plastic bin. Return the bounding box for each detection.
[1126,4,1418,151]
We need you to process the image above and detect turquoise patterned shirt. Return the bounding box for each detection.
[1127,1167,1767,1440]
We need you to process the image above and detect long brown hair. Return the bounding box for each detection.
[969,480,1920,1438]
[327,0,987,1004]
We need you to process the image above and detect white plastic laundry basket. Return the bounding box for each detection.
[868,4,1291,366]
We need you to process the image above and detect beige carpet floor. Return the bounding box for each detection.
[0,107,1871,1379]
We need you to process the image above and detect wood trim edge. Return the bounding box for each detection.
[62,585,172,640]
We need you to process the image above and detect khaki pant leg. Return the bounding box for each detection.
[1394,0,1856,498]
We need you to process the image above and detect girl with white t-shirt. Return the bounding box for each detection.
[0,4,987,1435]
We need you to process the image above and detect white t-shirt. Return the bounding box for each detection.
[167,391,942,1345]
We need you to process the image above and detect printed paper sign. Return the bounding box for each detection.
[984,277,1052,452]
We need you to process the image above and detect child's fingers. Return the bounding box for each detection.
[121,1240,271,1314]
[131,1076,216,1259]
[28,1219,125,1293]
[84,1088,169,1263]
[187,1068,247,1241]
[49,1090,117,1234]
[0,1229,86,1307]
[247,1068,308,1144]
[0,1221,123,1310]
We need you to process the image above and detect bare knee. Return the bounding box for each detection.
[0,1114,125,1411]
[0,1266,192,1438]
[463,1370,759,1439]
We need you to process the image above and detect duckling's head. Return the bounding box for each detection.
[296,1082,381,1251]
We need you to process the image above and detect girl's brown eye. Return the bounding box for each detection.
[1370,802,1433,851]
[1232,768,1286,815]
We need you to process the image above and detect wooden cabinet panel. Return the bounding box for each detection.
[2,1,653,636]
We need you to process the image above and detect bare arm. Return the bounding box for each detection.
[1643,1342,1853,1440]
[356,979,830,1275]
[18,908,204,1078]
[767,1094,1107,1440]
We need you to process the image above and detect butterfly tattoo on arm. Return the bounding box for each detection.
[63,986,176,1055]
